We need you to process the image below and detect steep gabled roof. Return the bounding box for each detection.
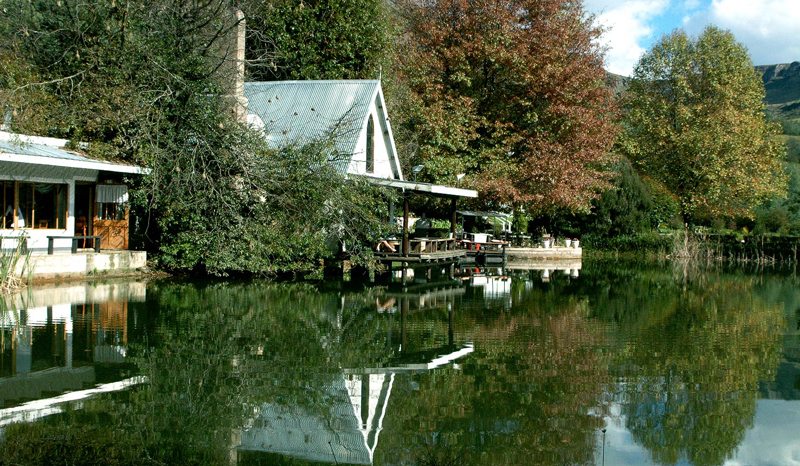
[244,80,399,176]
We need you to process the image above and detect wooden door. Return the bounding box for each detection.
[93,204,129,250]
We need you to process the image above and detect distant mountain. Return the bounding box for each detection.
[606,62,800,118]
[756,62,800,119]
[604,72,629,96]
[755,63,800,162]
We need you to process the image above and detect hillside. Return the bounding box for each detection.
[757,62,800,116]
[605,72,629,96]
[758,63,800,161]
[608,63,799,111]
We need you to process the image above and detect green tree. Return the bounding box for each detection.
[243,0,391,81]
[0,1,393,275]
[624,27,787,223]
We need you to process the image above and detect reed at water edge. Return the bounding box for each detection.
[0,240,31,294]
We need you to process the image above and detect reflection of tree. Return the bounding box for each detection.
[621,279,783,466]
[0,281,402,464]
[3,266,788,465]
[130,282,403,462]
[376,289,610,466]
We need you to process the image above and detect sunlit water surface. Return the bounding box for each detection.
[1,259,798,465]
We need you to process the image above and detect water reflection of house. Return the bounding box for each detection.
[238,346,473,466]
[238,373,394,465]
[0,282,146,406]
[506,260,582,282]
[382,283,465,314]
[237,285,473,465]
[469,274,512,299]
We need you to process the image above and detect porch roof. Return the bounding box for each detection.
[0,132,144,175]
[363,177,478,198]
[457,210,511,219]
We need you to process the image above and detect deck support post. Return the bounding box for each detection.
[323,259,343,280]
[449,198,457,238]
[400,297,408,350]
[351,265,370,282]
[402,194,410,256]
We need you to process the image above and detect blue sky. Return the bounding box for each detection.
[584,0,800,75]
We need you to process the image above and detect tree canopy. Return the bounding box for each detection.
[393,0,618,214]
[243,0,390,81]
[623,26,787,223]
[0,0,393,275]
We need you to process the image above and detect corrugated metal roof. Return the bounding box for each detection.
[0,133,144,174]
[244,80,379,172]
[0,139,88,162]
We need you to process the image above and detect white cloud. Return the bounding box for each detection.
[682,0,701,9]
[684,0,800,65]
[585,0,670,76]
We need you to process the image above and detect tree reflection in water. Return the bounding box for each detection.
[0,263,792,466]
[584,263,785,466]
[623,289,782,465]
[375,286,611,466]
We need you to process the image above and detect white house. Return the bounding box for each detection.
[244,80,404,181]
[0,130,144,254]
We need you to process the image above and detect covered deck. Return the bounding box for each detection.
[366,177,478,265]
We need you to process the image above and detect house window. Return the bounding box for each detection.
[97,202,126,221]
[1,181,68,229]
[96,184,128,220]
[2,181,12,229]
[366,115,375,173]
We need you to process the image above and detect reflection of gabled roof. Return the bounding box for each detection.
[345,344,475,374]
[239,373,394,465]
[240,344,474,464]
[244,80,380,173]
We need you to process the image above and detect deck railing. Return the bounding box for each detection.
[409,237,459,253]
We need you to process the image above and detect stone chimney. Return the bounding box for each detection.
[217,8,248,123]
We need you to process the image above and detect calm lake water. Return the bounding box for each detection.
[1,259,799,465]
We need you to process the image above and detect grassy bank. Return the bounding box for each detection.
[584,230,800,265]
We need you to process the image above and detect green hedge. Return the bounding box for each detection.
[583,231,672,254]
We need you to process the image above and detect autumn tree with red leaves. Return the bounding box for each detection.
[393,0,618,214]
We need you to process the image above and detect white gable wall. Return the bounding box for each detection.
[348,93,401,180]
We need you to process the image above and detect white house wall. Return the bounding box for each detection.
[0,161,99,251]
[349,97,398,180]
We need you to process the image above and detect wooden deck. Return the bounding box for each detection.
[506,246,582,261]
[462,239,508,264]
[375,237,465,263]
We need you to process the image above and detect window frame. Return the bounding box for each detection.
[0,180,69,230]
[366,115,375,173]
